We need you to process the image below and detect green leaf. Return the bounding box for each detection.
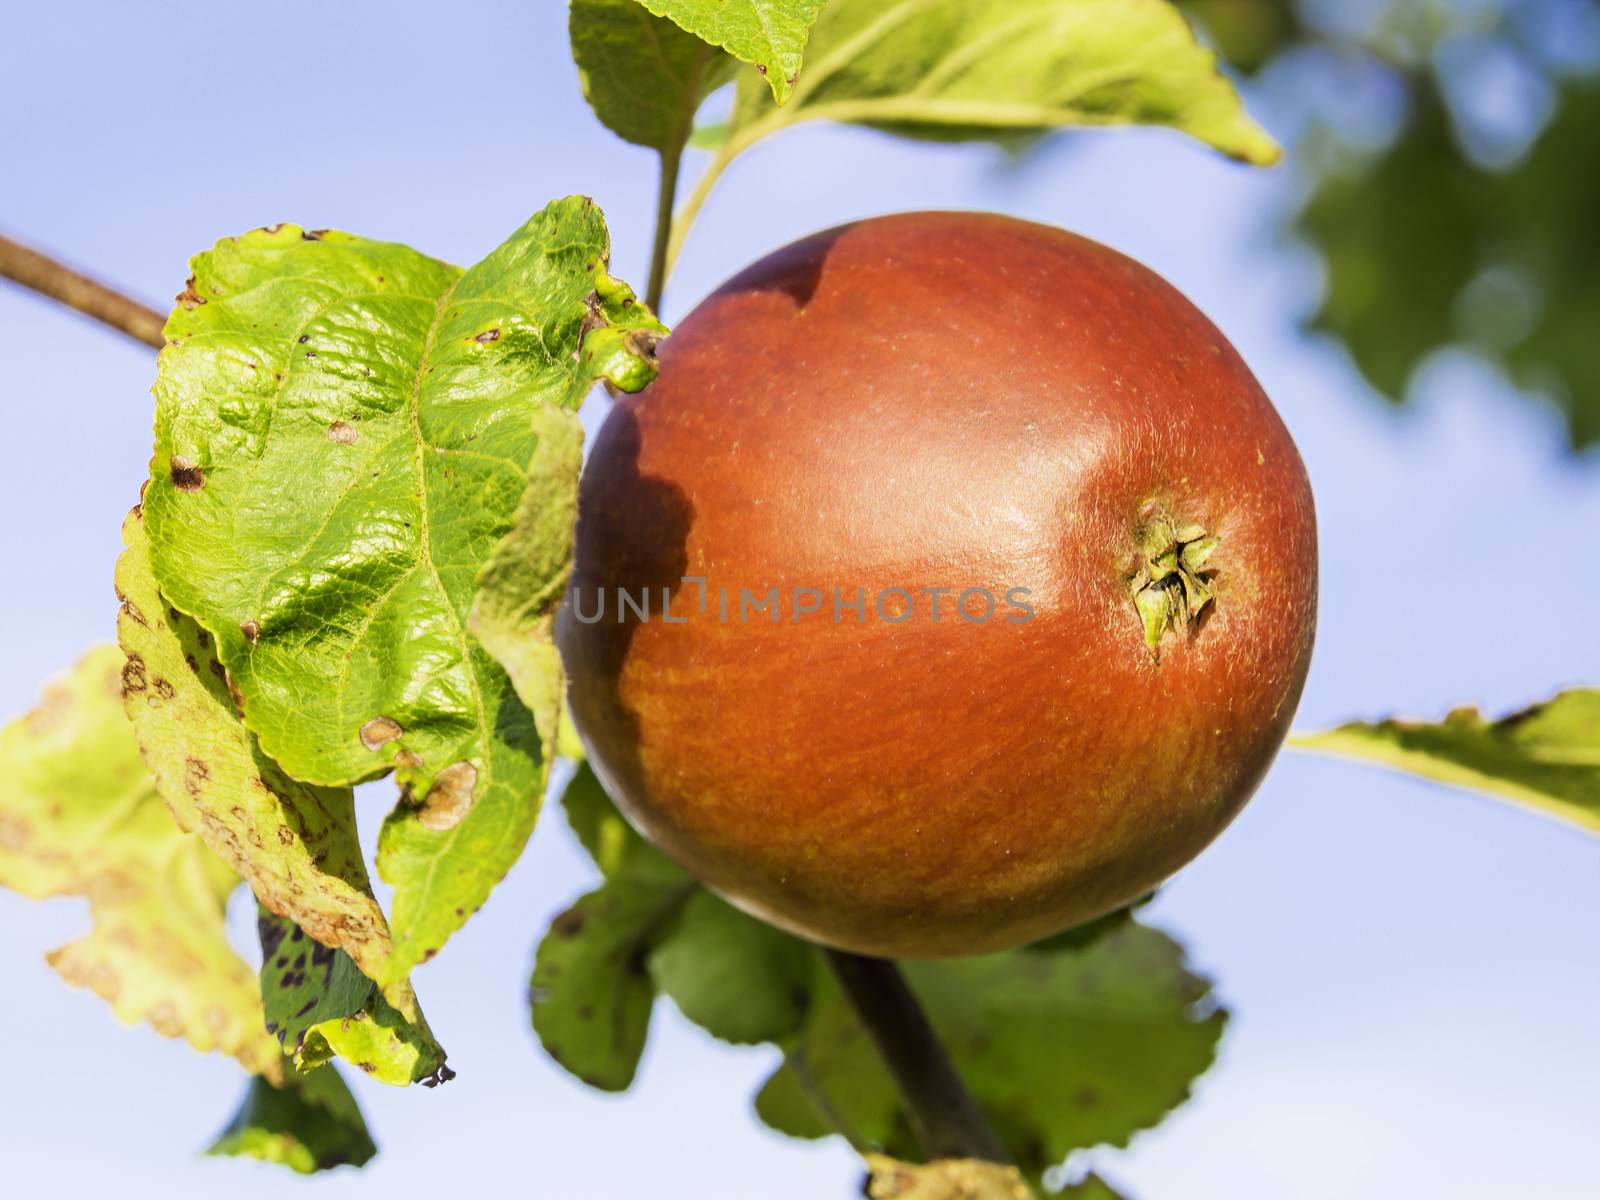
[757,922,1225,1178]
[556,701,588,762]
[647,888,813,1044]
[864,1155,1038,1199]
[257,910,448,1087]
[541,768,1218,1181]
[719,0,1279,162]
[1057,1174,1129,1200]
[529,877,692,1090]
[1293,690,1600,835]
[1177,0,1302,75]
[1297,79,1600,448]
[466,403,583,750]
[629,0,827,104]
[533,773,689,1090]
[561,761,683,883]
[208,1066,376,1174]
[141,199,661,985]
[0,648,284,1079]
[257,907,371,1062]
[570,0,736,153]
[535,762,810,1083]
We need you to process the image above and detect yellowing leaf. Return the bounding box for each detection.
[865,1156,1036,1200]
[0,648,282,1079]
[1293,689,1600,835]
[118,508,387,984]
[118,508,445,1084]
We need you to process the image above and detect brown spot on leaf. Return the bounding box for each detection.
[240,619,261,643]
[552,906,587,938]
[259,916,286,960]
[169,456,206,491]
[175,277,206,309]
[394,750,423,770]
[184,756,210,799]
[579,292,608,339]
[624,329,661,361]
[474,327,501,344]
[153,677,176,701]
[328,420,358,445]
[359,716,403,750]
[417,761,477,831]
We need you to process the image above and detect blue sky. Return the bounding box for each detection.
[2,2,1597,1197]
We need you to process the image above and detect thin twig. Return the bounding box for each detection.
[0,233,165,349]
[822,948,1010,1164]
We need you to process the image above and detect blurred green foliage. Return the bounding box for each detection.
[1181,0,1600,448]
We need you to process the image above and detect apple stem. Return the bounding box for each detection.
[0,232,165,350]
[822,948,1011,1164]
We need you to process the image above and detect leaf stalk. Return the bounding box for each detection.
[645,145,683,314]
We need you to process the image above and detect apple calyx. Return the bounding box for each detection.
[1129,503,1218,651]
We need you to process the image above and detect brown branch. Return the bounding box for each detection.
[822,948,1010,1164]
[0,233,165,349]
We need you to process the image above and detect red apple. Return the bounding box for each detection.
[559,212,1316,958]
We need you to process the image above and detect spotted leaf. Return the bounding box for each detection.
[141,198,662,984]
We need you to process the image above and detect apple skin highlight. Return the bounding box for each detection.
[559,212,1317,959]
